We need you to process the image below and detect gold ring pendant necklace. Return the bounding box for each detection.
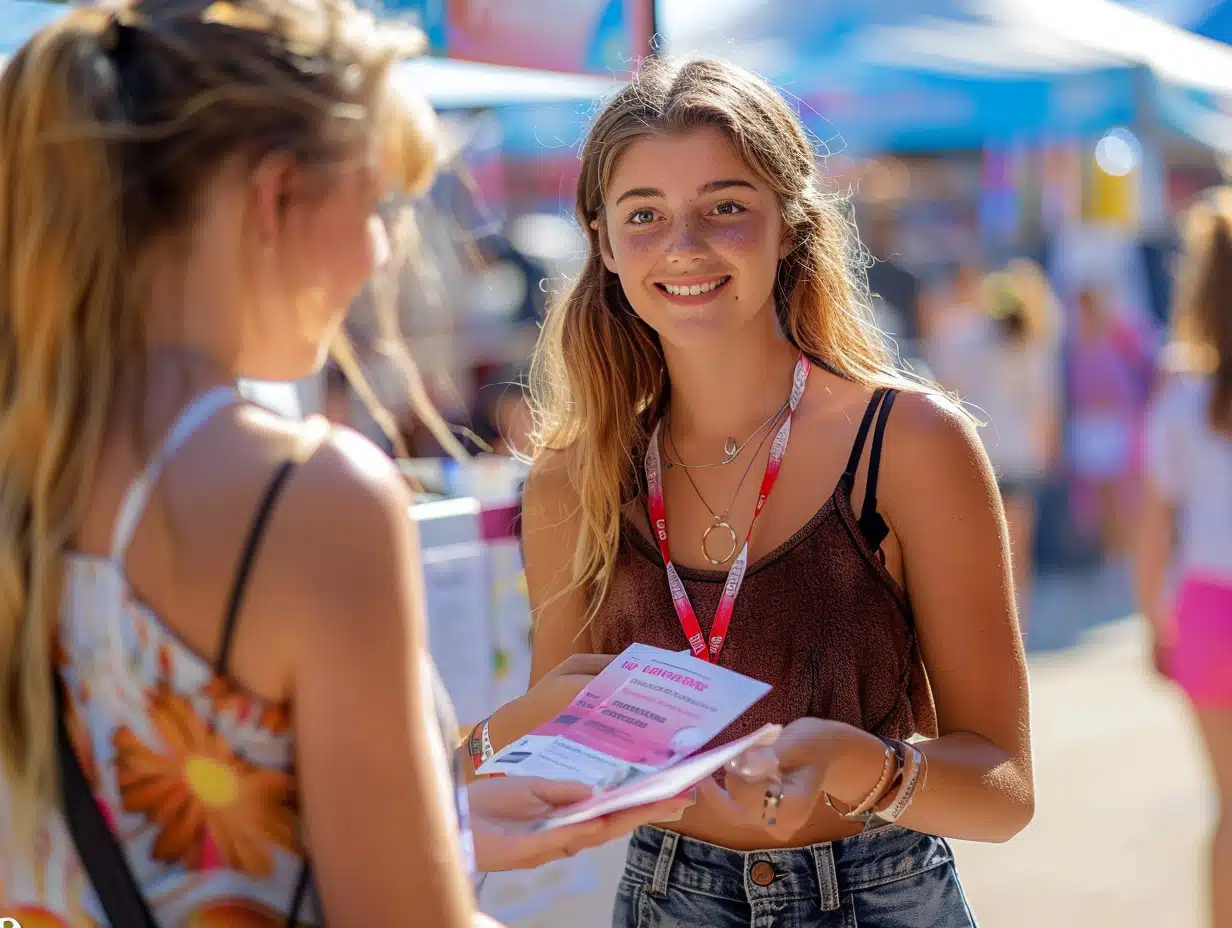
[665,413,784,565]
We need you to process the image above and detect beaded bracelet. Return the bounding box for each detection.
[866,739,927,827]
[823,740,900,821]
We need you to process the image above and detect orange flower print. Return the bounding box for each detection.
[188,899,306,927]
[113,686,299,877]
[0,906,95,928]
[204,678,291,735]
[204,678,252,722]
[157,644,173,683]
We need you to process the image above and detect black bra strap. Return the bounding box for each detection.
[215,459,298,677]
[842,388,888,482]
[858,389,899,549]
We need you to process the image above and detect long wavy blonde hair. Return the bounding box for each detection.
[529,56,920,623]
[0,0,439,850]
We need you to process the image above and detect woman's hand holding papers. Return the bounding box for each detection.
[468,776,697,871]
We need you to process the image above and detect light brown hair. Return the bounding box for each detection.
[528,56,929,624]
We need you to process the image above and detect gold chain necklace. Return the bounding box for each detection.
[663,398,789,469]
[665,411,783,565]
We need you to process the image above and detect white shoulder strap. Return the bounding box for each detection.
[108,386,240,566]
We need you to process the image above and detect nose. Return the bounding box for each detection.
[666,217,707,263]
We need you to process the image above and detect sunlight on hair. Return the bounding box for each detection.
[0,0,438,856]
[527,55,954,632]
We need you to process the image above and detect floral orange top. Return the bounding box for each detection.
[0,387,471,927]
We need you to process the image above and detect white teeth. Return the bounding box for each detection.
[663,277,726,296]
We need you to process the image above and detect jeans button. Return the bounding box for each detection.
[750,860,776,886]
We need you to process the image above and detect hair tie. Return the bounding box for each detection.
[98,11,124,54]
[97,3,140,56]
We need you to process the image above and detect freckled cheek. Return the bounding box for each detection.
[705,217,768,252]
[612,227,668,262]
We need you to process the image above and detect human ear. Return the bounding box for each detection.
[249,151,299,246]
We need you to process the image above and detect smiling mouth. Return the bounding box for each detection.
[655,276,732,297]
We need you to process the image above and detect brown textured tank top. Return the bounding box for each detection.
[590,389,938,753]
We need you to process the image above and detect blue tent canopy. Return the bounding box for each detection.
[666,0,1232,152]
[1196,0,1232,42]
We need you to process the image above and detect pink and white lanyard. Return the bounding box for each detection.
[644,355,811,663]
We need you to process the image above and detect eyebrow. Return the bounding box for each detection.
[613,178,758,206]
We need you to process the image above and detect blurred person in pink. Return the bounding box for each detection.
[1136,187,1232,928]
[1067,286,1155,557]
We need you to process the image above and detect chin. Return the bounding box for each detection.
[651,302,765,349]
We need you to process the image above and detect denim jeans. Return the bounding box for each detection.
[613,824,978,927]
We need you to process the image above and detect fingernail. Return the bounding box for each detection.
[688,788,700,803]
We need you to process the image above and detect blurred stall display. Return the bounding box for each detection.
[412,498,496,726]
[392,55,621,109]
[387,0,653,74]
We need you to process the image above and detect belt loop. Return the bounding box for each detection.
[649,830,679,900]
[812,842,840,912]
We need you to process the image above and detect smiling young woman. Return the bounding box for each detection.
[500,57,1035,928]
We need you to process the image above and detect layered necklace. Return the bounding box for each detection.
[662,399,789,470]
[661,395,793,566]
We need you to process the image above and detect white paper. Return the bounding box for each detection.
[479,643,772,788]
[537,724,783,830]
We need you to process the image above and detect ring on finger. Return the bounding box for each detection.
[761,781,784,826]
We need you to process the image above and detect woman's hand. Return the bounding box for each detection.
[718,718,888,842]
[468,776,697,871]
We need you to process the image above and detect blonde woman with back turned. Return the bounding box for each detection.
[0,2,689,924]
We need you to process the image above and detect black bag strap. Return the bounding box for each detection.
[55,680,160,928]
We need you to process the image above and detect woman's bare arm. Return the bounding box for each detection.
[286,431,477,924]
[877,393,1033,840]
[808,394,1034,844]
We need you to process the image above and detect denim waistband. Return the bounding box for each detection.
[624,824,955,912]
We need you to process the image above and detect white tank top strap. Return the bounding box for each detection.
[108,385,241,566]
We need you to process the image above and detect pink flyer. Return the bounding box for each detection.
[536,724,783,830]
[479,645,771,787]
